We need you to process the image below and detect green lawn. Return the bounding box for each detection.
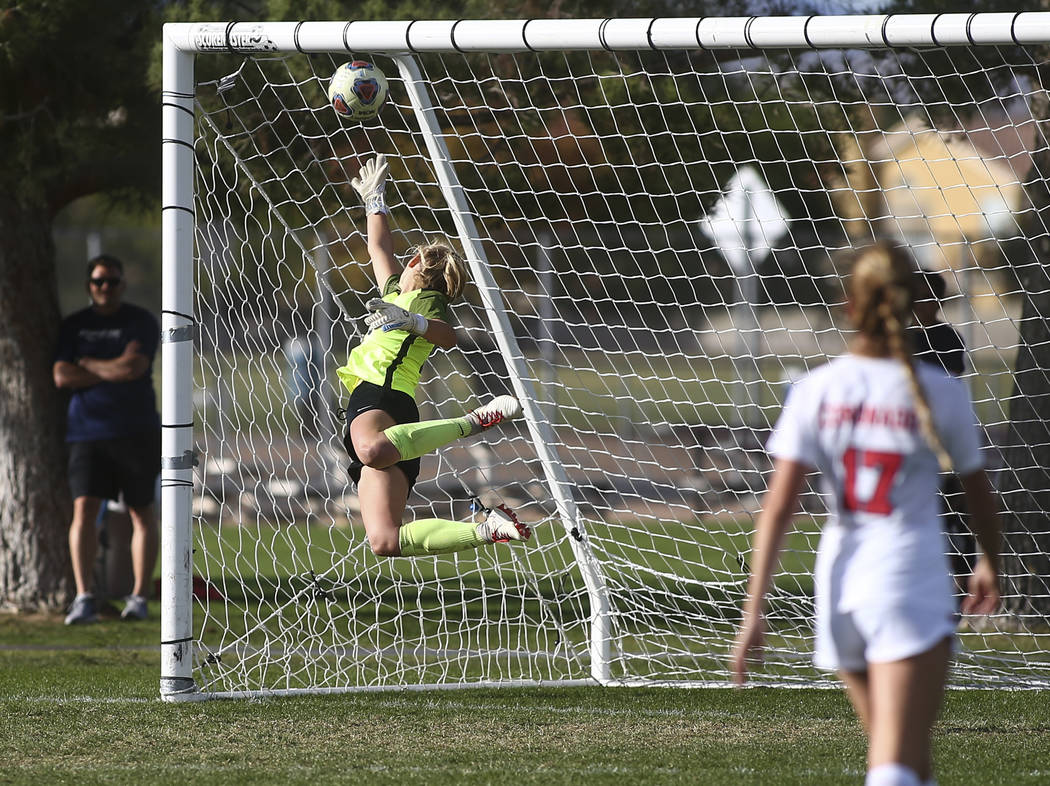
[196,345,1018,436]
[175,519,1050,696]
[2,513,1048,783]
[183,518,829,692]
[0,615,1046,785]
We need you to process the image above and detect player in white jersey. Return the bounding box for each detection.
[730,243,1001,786]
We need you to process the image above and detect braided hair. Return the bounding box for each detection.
[846,242,952,471]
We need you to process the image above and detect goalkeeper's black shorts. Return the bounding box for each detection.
[341,381,421,491]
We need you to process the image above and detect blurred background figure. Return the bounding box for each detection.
[284,332,325,438]
[94,497,134,611]
[911,269,966,376]
[53,255,161,624]
[910,268,974,603]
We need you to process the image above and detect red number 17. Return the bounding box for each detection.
[842,448,903,515]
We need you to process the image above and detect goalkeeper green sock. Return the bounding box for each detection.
[398,518,483,557]
[384,418,472,462]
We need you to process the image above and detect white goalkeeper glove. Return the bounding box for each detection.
[351,154,389,215]
[364,298,428,336]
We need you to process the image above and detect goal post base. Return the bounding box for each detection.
[162,679,599,702]
[160,677,200,702]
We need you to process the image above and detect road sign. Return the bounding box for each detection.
[697,166,789,274]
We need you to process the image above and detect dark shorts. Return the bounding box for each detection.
[68,430,161,508]
[341,381,421,490]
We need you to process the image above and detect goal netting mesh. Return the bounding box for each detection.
[184,31,1050,695]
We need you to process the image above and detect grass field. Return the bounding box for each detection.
[1,611,1048,784]
[196,344,1018,439]
[186,519,1050,693]
[4,518,1049,785]
[183,519,833,693]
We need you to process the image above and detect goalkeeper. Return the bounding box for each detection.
[337,154,530,557]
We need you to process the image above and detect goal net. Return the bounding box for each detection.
[161,15,1050,699]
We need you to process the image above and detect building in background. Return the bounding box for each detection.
[833,111,1036,290]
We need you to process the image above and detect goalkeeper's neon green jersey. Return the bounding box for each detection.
[337,275,451,398]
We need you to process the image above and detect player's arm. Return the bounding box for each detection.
[732,457,808,684]
[365,211,398,285]
[363,303,457,350]
[75,340,149,383]
[420,319,456,350]
[959,469,1002,615]
[351,154,399,286]
[943,380,999,614]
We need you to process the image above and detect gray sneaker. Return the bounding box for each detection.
[64,594,99,625]
[121,594,148,621]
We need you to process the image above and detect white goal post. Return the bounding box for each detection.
[162,14,1050,700]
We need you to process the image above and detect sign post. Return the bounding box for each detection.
[698,167,789,426]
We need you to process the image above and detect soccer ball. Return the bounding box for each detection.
[328,61,388,120]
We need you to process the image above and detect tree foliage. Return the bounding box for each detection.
[0,1,161,215]
[0,1,162,608]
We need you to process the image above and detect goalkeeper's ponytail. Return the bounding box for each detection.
[846,242,951,471]
[415,241,467,301]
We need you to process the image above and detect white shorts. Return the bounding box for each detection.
[813,600,958,673]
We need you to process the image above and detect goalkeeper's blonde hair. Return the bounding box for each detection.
[414,241,467,302]
[845,241,951,471]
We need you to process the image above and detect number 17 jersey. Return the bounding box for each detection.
[768,354,983,612]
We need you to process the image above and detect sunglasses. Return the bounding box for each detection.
[89,277,122,287]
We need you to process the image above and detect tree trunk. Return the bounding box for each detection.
[0,194,73,610]
[999,71,1050,620]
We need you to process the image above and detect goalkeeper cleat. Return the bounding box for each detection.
[475,504,531,544]
[465,395,522,435]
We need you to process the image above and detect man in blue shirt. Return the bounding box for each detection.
[53,255,160,624]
